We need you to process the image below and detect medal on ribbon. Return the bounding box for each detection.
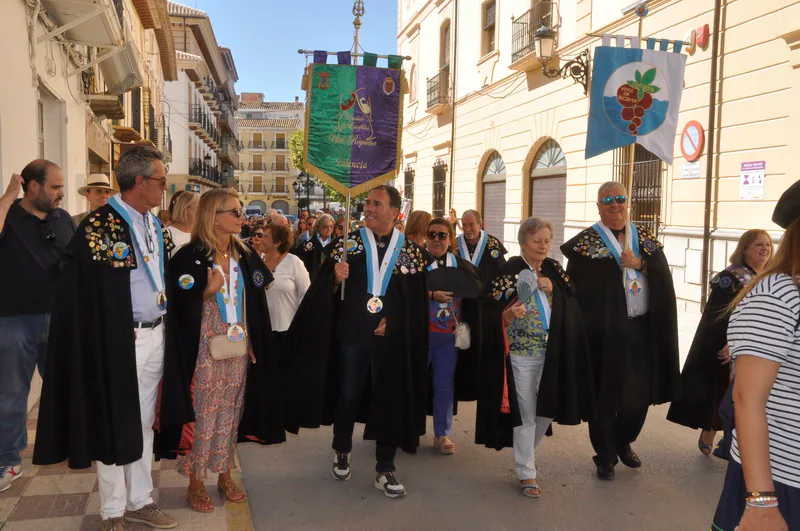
[215,256,246,342]
[361,227,405,314]
[458,231,488,267]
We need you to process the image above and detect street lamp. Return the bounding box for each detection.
[292,172,312,215]
[534,25,591,95]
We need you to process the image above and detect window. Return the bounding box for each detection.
[612,144,664,235]
[252,155,263,171]
[252,133,262,149]
[252,175,264,193]
[409,64,416,102]
[481,151,506,238]
[275,176,286,193]
[529,140,567,262]
[275,154,287,171]
[432,159,447,217]
[483,1,496,55]
[404,166,415,207]
[440,21,451,69]
[131,88,141,134]
[275,133,286,149]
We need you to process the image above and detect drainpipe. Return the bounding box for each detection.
[447,0,459,210]
[700,0,723,309]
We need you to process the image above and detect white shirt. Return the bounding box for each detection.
[729,274,800,488]
[169,227,191,256]
[265,253,310,332]
[118,198,163,322]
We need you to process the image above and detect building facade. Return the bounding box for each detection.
[235,93,306,215]
[164,2,239,200]
[2,0,175,214]
[399,0,800,313]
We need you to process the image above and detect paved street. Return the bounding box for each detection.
[239,402,726,531]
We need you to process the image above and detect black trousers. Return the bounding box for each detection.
[331,343,397,473]
[588,406,649,466]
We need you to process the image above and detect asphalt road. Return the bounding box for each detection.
[238,403,726,530]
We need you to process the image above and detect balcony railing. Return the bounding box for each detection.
[249,162,268,171]
[511,2,556,64]
[249,184,267,193]
[272,140,288,150]
[248,140,267,149]
[272,162,289,171]
[426,67,450,111]
[272,184,289,194]
[189,158,224,185]
[189,104,220,146]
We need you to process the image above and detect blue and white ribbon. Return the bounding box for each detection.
[593,221,648,317]
[109,195,165,295]
[521,259,551,331]
[317,234,331,248]
[214,256,244,324]
[458,231,488,267]
[426,252,458,271]
[361,227,404,298]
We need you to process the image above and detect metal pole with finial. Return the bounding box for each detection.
[341,0,365,300]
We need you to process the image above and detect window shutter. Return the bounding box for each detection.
[484,2,496,30]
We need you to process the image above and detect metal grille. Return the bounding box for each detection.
[484,2,496,30]
[404,167,415,207]
[131,88,141,134]
[432,160,447,218]
[511,2,555,63]
[531,176,566,263]
[427,67,450,109]
[482,181,506,239]
[612,144,663,235]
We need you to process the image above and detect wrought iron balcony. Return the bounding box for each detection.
[189,158,223,185]
[248,140,267,149]
[272,162,289,172]
[511,2,556,68]
[426,66,450,114]
[249,162,268,171]
[272,140,288,150]
[272,184,289,194]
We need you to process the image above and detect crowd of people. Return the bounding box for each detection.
[0,146,797,530]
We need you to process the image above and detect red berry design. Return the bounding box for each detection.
[621,108,634,121]
[617,85,638,108]
[634,107,644,118]
[628,123,638,133]
[639,93,653,110]
[632,117,642,127]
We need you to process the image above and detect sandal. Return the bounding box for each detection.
[187,487,214,513]
[433,436,456,455]
[521,482,542,498]
[217,478,247,503]
[698,431,714,456]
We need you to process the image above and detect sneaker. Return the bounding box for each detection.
[101,517,126,531]
[374,472,406,498]
[0,465,22,493]
[123,503,177,529]
[332,452,351,481]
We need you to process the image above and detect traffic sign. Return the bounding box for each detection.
[680,121,705,162]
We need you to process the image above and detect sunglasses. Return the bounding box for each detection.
[217,207,245,218]
[337,225,345,230]
[427,231,449,241]
[252,232,264,238]
[600,195,627,206]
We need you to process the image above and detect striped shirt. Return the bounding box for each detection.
[729,273,800,488]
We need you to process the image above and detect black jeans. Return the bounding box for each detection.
[588,406,649,466]
[332,343,397,473]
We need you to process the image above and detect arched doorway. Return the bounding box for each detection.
[248,199,267,213]
[271,200,290,213]
[529,140,567,263]
[481,151,506,239]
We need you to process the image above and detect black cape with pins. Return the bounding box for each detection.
[281,231,432,453]
[667,264,755,431]
[33,204,174,468]
[560,224,679,413]
[294,234,328,281]
[458,232,507,284]
[475,257,596,450]
[426,254,483,417]
[155,242,288,460]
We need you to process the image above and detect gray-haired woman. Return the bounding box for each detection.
[296,212,334,280]
[476,217,595,498]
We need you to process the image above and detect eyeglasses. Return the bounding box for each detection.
[600,195,627,206]
[252,232,264,238]
[217,207,245,218]
[427,231,449,241]
[337,225,345,230]
[146,177,168,187]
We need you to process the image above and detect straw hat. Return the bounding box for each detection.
[78,174,119,196]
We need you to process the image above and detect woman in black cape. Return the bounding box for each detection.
[667,229,771,455]
[475,217,595,498]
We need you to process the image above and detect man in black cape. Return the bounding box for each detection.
[475,254,596,451]
[155,241,288,461]
[34,145,178,529]
[561,181,678,481]
[281,185,431,498]
[457,209,507,283]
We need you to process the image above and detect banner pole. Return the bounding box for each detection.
[625,10,646,251]
[341,189,351,300]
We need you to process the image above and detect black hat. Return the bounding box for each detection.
[773,179,800,229]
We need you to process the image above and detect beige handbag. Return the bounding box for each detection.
[209,291,248,360]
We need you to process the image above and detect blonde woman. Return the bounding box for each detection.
[405,210,432,247]
[158,188,287,513]
[167,191,199,252]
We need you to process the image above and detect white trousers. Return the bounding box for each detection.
[97,324,164,520]
[511,354,552,481]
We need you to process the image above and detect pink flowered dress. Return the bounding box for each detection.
[177,297,251,480]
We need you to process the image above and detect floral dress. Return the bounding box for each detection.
[177,298,251,480]
[506,293,553,357]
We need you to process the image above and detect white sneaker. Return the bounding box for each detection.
[374,472,406,498]
[332,452,351,481]
[0,465,23,493]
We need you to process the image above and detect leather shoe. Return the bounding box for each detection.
[593,456,615,480]
[617,444,642,468]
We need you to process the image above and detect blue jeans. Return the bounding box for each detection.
[332,343,397,473]
[0,314,50,466]
[428,332,458,437]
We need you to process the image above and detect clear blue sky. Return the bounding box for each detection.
[190,0,399,102]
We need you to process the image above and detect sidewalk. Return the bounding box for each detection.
[0,394,255,531]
